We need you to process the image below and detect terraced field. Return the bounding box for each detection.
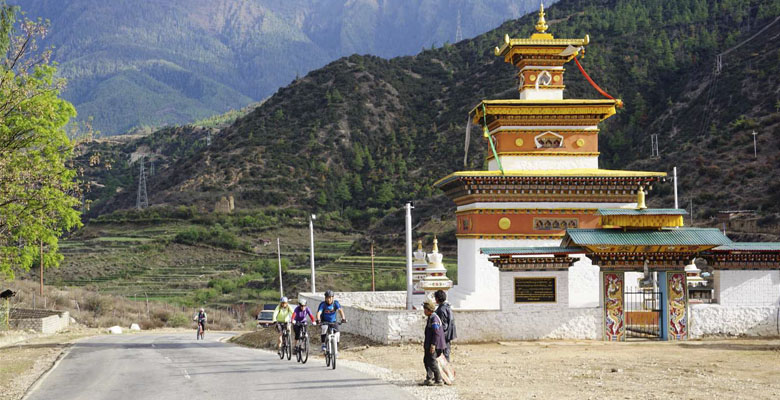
[37,222,365,304]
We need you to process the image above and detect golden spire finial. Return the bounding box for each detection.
[535,2,548,33]
[417,239,423,251]
[636,186,647,210]
[432,236,439,253]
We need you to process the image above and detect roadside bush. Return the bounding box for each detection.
[140,318,165,330]
[168,313,190,328]
[83,294,111,316]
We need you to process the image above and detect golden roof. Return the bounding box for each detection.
[494,3,589,57]
[434,168,667,187]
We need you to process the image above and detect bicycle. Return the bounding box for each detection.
[195,320,205,340]
[322,320,345,370]
[293,320,311,364]
[277,322,292,360]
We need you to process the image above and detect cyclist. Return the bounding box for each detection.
[316,290,346,352]
[193,308,207,334]
[272,297,293,352]
[291,298,315,352]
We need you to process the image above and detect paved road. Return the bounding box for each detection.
[25,332,415,400]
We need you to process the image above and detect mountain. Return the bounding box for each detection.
[11,0,547,134]
[80,0,780,237]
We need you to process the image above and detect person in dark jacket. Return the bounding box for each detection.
[434,290,455,361]
[421,298,446,386]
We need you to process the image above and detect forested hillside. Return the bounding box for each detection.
[80,0,780,233]
[12,0,545,134]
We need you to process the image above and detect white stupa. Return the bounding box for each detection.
[421,236,453,299]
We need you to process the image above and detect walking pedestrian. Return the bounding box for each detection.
[420,298,445,386]
[434,290,456,361]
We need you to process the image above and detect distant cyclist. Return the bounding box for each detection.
[273,297,293,351]
[193,308,207,334]
[291,298,315,351]
[316,290,346,352]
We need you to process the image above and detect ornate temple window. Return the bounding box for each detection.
[535,70,552,89]
[533,218,579,231]
[534,131,565,148]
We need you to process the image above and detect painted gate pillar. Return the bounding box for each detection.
[601,271,625,341]
[659,271,688,340]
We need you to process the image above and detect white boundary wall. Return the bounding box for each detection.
[299,292,601,343]
[302,269,780,343]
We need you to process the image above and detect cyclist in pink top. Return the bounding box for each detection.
[292,298,315,351]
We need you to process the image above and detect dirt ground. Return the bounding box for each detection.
[339,339,780,400]
[0,327,99,400]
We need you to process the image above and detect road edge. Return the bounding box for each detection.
[19,336,86,400]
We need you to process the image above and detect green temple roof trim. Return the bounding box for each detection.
[481,246,585,256]
[597,208,687,216]
[563,228,732,247]
[711,243,780,252]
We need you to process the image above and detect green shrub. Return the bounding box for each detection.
[168,313,190,328]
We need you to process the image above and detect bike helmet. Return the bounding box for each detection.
[324,290,334,297]
[200,308,204,312]
[280,296,288,303]
[299,298,307,306]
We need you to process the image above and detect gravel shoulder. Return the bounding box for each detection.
[0,327,99,400]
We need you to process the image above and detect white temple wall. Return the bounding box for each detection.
[451,238,560,310]
[500,270,569,309]
[568,255,600,308]
[690,304,780,337]
[300,292,602,343]
[488,155,598,171]
[519,88,563,100]
[714,270,780,306]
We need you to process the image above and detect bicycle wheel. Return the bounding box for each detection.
[330,336,337,370]
[301,334,309,364]
[325,339,331,367]
[286,331,292,360]
[278,337,285,359]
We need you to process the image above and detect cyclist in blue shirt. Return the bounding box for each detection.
[316,290,346,352]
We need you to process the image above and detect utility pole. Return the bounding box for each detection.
[650,134,660,158]
[673,167,678,209]
[277,238,283,297]
[370,241,376,292]
[40,237,43,296]
[689,199,694,226]
[309,214,316,294]
[752,131,758,158]
[39,214,44,296]
[455,10,463,43]
[136,157,148,209]
[405,202,414,310]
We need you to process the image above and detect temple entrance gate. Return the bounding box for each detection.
[624,290,661,339]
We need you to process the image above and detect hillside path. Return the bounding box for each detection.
[24,332,415,400]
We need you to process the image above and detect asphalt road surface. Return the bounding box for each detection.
[25,332,415,400]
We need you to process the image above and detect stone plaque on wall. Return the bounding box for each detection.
[514,277,556,303]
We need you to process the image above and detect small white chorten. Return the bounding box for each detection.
[421,236,453,299]
[412,240,428,295]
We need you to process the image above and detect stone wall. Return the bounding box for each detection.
[690,304,780,337]
[9,309,70,334]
